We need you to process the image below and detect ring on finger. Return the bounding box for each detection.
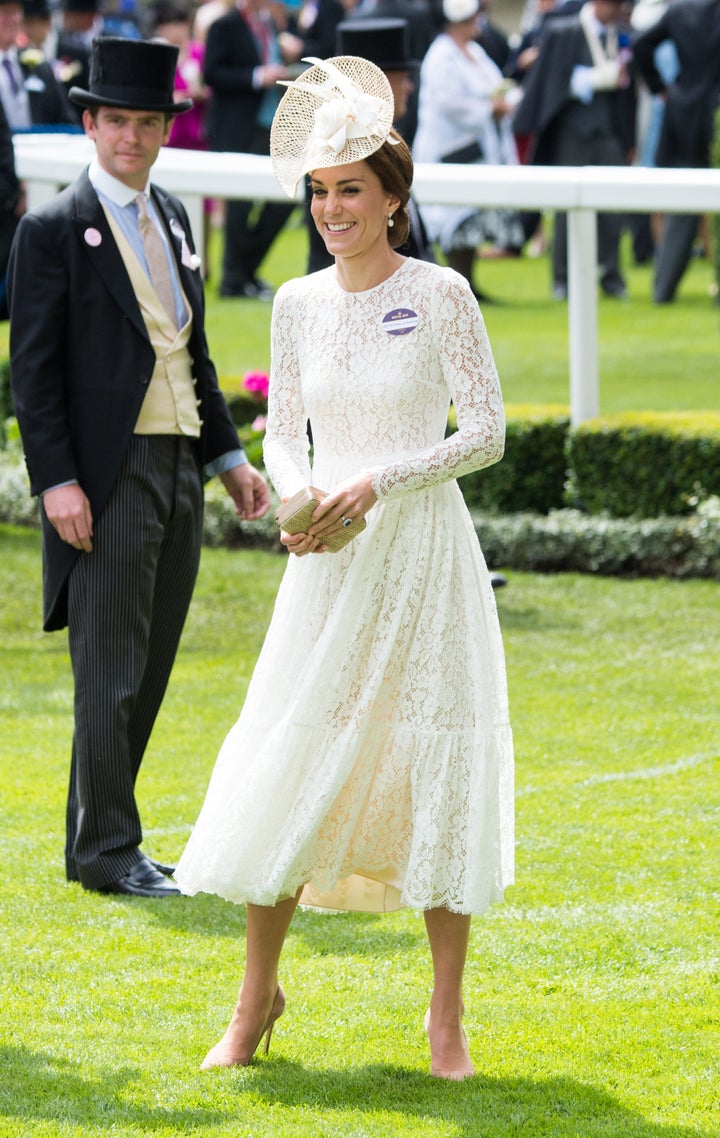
[341,516,353,528]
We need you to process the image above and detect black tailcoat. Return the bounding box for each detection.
[633,0,720,169]
[204,7,264,152]
[513,14,636,164]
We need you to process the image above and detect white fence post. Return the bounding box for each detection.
[567,208,599,426]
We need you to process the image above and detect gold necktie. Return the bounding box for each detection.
[135,192,177,325]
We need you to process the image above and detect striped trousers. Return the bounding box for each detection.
[65,435,203,889]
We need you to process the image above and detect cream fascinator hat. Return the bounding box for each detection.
[270,55,396,197]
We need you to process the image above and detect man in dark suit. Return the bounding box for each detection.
[204,0,293,298]
[634,0,720,302]
[8,37,270,897]
[0,0,77,130]
[513,0,636,299]
[475,0,510,71]
[0,96,20,317]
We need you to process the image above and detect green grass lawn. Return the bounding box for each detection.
[1,523,718,1137]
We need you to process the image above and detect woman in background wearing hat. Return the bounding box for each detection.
[176,55,514,1082]
[413,0,524,299]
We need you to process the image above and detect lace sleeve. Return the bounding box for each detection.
[373,273,506,501]
[262,284,313,500]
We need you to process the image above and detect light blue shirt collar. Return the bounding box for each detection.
[88,156,150,207]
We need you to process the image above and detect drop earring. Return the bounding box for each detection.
[387,214,394,228]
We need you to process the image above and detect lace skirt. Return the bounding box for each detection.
[175,477,514,914]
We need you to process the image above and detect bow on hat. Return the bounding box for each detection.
[270,55,396,194]
[282,57,392,168]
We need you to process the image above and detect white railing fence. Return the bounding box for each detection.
[14,133,720,425]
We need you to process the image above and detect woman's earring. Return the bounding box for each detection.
[387,214,394,228]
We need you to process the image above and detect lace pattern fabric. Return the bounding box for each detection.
[176,259,514,915]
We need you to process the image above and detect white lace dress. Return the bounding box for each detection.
[175,258,514,915]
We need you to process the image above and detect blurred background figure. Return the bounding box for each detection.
[633,0,719,304]
[0,98,21,319]
[413,0,523,301]
[277,0,346,65]
[204,0,293,299]
[193,0,234,42]
[475,0,510,69]
[504,0,557,90]
[148,0,209,150]
[100,0,143,38]
[512,0,636,300]
[148,0,212,264]
[349,0,434,142]
[0,0,78,131]
[19,0,51,50]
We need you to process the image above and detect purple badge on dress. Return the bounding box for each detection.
[84,227,102,247]
[382,308,418,335]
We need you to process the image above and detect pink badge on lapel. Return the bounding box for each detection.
[84,227,102,247]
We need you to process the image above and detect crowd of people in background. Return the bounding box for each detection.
[1,0,719,307]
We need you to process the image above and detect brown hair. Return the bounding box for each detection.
[365,129,414,250]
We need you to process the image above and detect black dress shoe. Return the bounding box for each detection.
[601,282,627,299]
[490,572,508,589]
[97,856,181,898]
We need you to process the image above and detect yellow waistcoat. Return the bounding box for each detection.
[103,207,202,437]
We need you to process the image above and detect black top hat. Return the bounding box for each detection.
[69,36,193,115]
[22,0,51,19]
[335,18,417,71]
[62,0,100,11]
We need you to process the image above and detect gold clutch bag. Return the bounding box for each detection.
[274,486,366,552]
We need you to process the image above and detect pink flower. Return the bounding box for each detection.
[251,414,267,432]
[243,371,270,401]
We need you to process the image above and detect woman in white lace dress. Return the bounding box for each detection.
[175,56,514,1081]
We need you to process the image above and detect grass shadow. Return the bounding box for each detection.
[0,1044,226,1132]
[243,1060,712,1138]
[145,895,423,956]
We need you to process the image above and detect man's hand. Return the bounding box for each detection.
[219,463,271,520]
[44,484,94,552]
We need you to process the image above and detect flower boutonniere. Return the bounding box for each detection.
[18,48,45,69]
[54,57,84,84]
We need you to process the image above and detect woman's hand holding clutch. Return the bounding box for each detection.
[306,472,378,545]
[275,473,378,556]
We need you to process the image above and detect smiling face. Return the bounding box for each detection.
[309,160,401,263]
[83,106,172,191]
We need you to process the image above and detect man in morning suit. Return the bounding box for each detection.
[634,0,720,302]
[8,37,270,898]
[513,0,636,299]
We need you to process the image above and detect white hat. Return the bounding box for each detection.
[270,55,395,198]
[442,0,480,23]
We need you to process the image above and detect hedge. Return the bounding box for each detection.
[455,403,570,515]
[565,411,720,517]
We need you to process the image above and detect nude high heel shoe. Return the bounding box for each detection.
[201,986,286,1070]
[424,1009,475,1081]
